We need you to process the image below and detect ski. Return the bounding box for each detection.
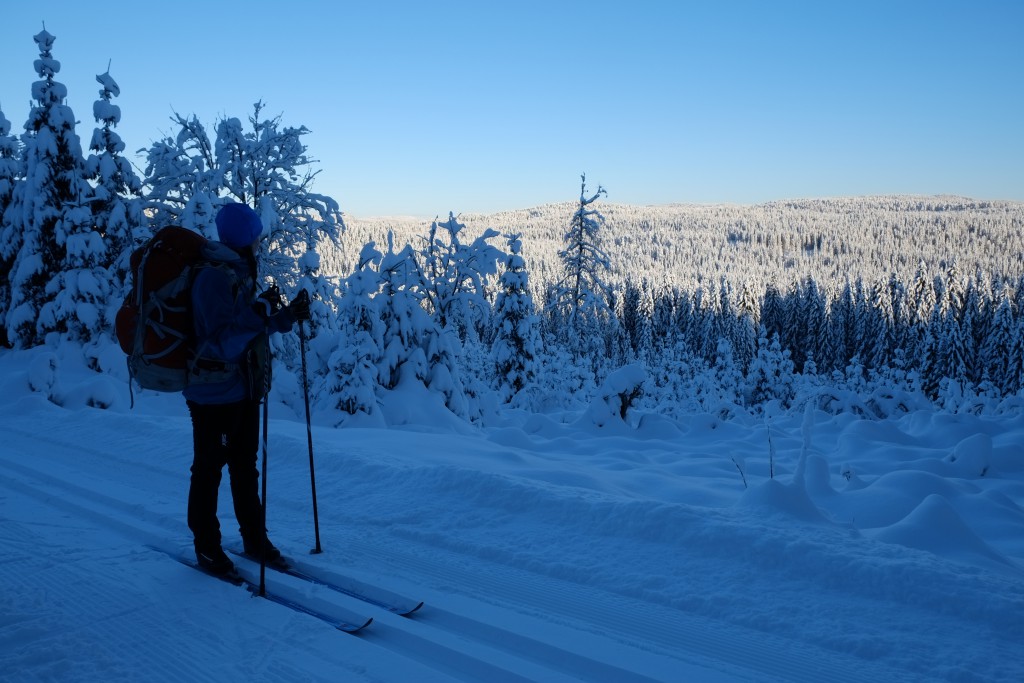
[230,549,424,617]
[154,547,373,633]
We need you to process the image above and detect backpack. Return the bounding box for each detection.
[115,226,238,393]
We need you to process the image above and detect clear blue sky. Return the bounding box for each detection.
[2,1,1022,217]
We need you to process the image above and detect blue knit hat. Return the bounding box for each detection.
[215,202,263,248]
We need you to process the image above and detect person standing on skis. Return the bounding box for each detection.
[185,202,310,576]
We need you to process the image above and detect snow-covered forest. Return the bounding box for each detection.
[3,28,1024,425]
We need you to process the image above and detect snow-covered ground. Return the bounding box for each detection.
[1,345,1022,682]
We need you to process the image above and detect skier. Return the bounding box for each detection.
[185,202,310,576]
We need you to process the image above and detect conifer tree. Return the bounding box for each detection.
[1006,311,1024,395]
[864,279,895,371]
[376,240,429,391]
[420,212,502,342]
[374,236,467,415]
[908,260,936,358]
[760,282,785,342]
[689,287,716,363]
[556,174,613,364]
[712,337,742,406]
[6,29,91,347]
[84,68,143,293]
[800,277,827,374]
[327,242,384,418]
[979,285,1015,393]
[633,280,655,363]
[491,233,541,402]
[620,279,642,357]
[745,326,795,409]
[0,104,22,346]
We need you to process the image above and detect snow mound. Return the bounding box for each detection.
[735,478,831,524]
[873,494,1015,570]
[943,432,992,478]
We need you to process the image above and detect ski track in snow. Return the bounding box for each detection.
[0,428,728,682]
[2,380,1024,681]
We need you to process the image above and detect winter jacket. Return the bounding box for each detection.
[182,242,294,405]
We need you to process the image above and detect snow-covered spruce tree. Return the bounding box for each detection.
[37,68,143,349]
[490,232,541,403]
[887,273,911,366]
[760,282,785,342]
[817,285,845,375]
[960,272,987,386]
[416,213,502,418]
[6,29,93,348]
[376,236,467,416]
[687,286,717,364]
[620,278,655,364]
[325,241,384,421]
[0,104,23,348]
[713,337,743,408]
[744,326,796,410]
[376,240,427,390]
[864,279,896,372]
[979,284,1016,394]
[650,284,679,356]
[420,212,503,343]
[906,260,936,365]
[1006,304,1024,396]
[733,278,759,372]
[799,277,828,374]
[555,175,614,370]
[84,68,143,299]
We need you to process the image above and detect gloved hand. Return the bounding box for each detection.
[289,289,311,322]
[256,285,283,316]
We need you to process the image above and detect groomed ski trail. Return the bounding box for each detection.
[0,409,930,682]
[0,432,725,682]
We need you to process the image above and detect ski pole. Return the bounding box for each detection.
[297,304,322,554]
[258,385,270,593]
[258,334,273,596]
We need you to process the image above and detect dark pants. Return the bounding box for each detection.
[186,399,264,551]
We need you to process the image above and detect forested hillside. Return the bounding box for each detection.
[334,196,1024,294]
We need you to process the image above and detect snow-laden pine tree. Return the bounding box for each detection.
[555,175,614,367]
[688,287,717,363]
[1006,305,1024,396]
[325,241,384,420]
[37,67,144,355]
[420,212,502,343]
[490,233,541,402]
[906,261,935,362]
[744,326,795,410]
[84,69,143,296]
[6,29,93,348]
[620,278,656,363]
[799,277,827,374]
[865,279,896,372]
[978,284,1016,393]
[375,235,467,415]
[0,104,23,347]
[733,279,759,371]
[713,337,743,407]
[376,241,429,391]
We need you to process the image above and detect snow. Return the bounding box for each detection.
[1,343,1023,682]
